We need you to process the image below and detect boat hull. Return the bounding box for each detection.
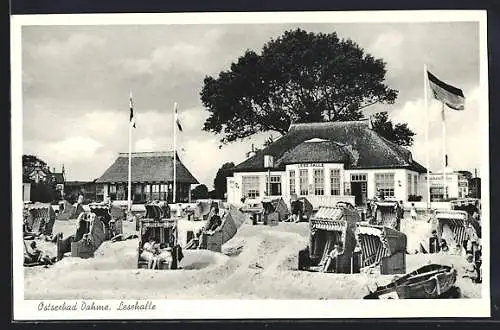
[364,264,458,299]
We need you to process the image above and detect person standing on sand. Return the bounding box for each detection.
[410,203,418,221]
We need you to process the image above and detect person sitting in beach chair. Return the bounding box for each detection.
[197,207,223,249]
[141,236,159,269]
[25,241,56,267]
[322,242,343,273]
[157,246,174,268]
[206,207,222,232]
[377,189,385,201]
[289,195,303,223]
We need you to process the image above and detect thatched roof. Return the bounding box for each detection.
[95,151,199,184]
[280,139,352,165]
[233,121,426,173]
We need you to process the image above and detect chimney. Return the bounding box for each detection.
[474,168,478,178]
[53,167,56,173]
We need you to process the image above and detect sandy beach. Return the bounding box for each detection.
[24,216,481,300]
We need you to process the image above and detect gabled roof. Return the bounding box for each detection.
[95,151,199,184]
[232,121,427,173]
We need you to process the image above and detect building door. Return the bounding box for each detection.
[350,174,368,206]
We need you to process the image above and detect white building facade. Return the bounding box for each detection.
[423,168,469,201]
[227,166,424,208]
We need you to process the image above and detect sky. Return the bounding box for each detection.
[21,21,484,188]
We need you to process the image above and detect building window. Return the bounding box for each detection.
[375,173,395,197]
[330,169,341,195]
[266,175,282,196]
[96,184,104,202]
[157,184,166,201]
[413,175,418,195]
[242,176,260,198]
[289,170,296,195]
[108,184,117,201]
[116,184,126,200]
[344,182,351,195]
[134,184,142,202]
[350,174,367,182]
[299,169,308,195]
[151,184,160,201]
[430,186,448,201]
[313,169,324,195]
[407,174,412,197]
[144,184,151,201]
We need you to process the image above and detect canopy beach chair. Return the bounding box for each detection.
[356,223,407,275]
[298,205,361,273]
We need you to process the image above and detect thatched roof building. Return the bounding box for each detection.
[227,121,427,208]
[96,151,199,203]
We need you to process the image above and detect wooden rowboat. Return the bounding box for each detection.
[363,264,457,299]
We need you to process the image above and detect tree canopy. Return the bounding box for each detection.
[191,184,209,200]
[370,112,415,147]
[213,162,235,199]
[200,28,414,147]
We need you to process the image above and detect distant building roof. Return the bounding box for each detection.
[95,151,199,184]
[233,121,427,173]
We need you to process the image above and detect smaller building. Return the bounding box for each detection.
[425,167,470,201]
[95,151,199,203]
[22,156,66,202]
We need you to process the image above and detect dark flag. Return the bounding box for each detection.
[175,104,183,132]
[129,91,136,128]
[427,71,465,110]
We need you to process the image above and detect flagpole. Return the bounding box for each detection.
[128,100,132,213]
[424,64,431,210]
[173,102,177,204]
[441,101,447,200]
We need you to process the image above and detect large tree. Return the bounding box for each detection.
[201,28,414,146]
[213,162,235,199]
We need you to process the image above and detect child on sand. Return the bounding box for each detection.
[462,253,478,282]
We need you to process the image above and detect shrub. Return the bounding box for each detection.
[408,195,423,202]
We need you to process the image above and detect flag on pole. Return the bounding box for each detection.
[129,91,136,128]
[427,71,465,110]
[174,104,183,132]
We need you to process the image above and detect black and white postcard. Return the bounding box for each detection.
[11,10,490,320]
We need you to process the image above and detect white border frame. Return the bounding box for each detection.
[11,10,490,320]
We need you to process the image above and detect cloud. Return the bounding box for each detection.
[119,29,226,77]
[27,33,106,60]
[20,22,483,185]
[368,31,405,70]
[24,136,103,167]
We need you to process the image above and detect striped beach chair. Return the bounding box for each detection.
[356,224,407,274]
[434,210,469,248]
